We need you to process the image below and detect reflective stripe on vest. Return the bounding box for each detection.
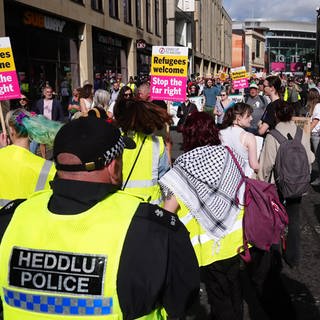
[4,289,112,316]
[35,161,53,192]
[190,219,243,247]
[123,136,160,189]
[0,199,10,207]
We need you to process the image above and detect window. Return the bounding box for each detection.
[155,0,160,35]
[91,0,103,12]
[123,0,132,24]
[71,0,84,4]
[256,39,260,58]
[109,0,119,19]
[146,0,151,32]
[136,0,142,28]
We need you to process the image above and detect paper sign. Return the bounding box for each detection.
[150,46,188,102]
[0,37,21,101]
[233,78,249,90]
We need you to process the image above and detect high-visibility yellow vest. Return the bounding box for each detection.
[283,87,301,102]
[0,145,56,207]
[176,199,244,267]
[0,190,165,320]
[122,133,165,205]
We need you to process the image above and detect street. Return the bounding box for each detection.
[170,127,320,320]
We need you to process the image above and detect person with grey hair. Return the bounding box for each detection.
[93,89,110,112]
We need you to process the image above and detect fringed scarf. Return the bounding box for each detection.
[159,145,245,241]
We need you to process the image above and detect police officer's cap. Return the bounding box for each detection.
[53,117,136,171]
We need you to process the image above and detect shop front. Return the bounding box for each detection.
[92,28,128,86]
[4,1,81,104]
[136,39,152,80]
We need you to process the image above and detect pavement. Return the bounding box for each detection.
[169,127,320,320]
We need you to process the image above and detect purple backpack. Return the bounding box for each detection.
[226,147,288,262]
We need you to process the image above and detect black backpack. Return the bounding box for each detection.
[269,127,310,199]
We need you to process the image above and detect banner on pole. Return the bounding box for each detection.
[0,37,21,101]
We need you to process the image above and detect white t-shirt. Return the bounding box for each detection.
[220,126,253,177]
[311,103,320,134]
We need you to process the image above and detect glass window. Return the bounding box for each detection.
[136,0,142,28]
[146,0,151,32]
[123,0,132,24]
[71,0,84,4]
[256,40,260,58]
[109,0,119,18]
[155,0,160,36]
[91,0,103,12]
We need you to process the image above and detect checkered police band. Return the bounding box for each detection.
[102,136,125,166]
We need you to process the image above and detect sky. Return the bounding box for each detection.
[222,0,319,22]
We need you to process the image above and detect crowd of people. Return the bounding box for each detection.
[0,71,318,320]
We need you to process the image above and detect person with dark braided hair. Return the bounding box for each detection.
[113,98,172,205]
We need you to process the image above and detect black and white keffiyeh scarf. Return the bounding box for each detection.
[159,145,245,241]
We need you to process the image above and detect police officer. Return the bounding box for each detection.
[0,117,199,319]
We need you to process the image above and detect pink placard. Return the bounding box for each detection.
[0,71,21,101]
[233,78,249,90]
[150,75,187,102]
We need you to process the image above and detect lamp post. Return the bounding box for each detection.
[315,7,320,76]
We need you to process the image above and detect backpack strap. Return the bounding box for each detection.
[225,146,245,177]
[259,95,266,105]
[294,126,303,142]
[269,129,287,144]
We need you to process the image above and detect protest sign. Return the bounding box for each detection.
[0,37,21,101]
[231,66,249,90]
[0,37,21,134]
[150,46,188,101]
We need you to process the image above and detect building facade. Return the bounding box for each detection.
[233,19,316,75]
[232,21,267,74]
[0,0,232,103]
[193,0,232,77]
[0,0,164,102]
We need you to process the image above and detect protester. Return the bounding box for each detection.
[176,95,198,132]
[258,101,314,268]
[307,88,320,186]
[34,85,65,157]
[220,102,259,177]
[79,83,94,113]
[113,98,172,205]
[0,108,60,207]
[214,89,234,127]
[243,83,268,134]
[203,78,221,116]
[160,112,246,320]
[284,77,302,116]
[93,89,110,113]
[12,92,31,111]
[67,87,81,119]
[0,117,199,319]
[258,76,282,136]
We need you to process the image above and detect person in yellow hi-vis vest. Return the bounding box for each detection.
[160,112,246,320]
[113,98,172,205]
[0,117,199,320]
[0,108,62,208]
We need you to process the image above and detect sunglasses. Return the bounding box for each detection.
[221,94,226,96]
[20,98,28,101]
[124,93,132,97]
